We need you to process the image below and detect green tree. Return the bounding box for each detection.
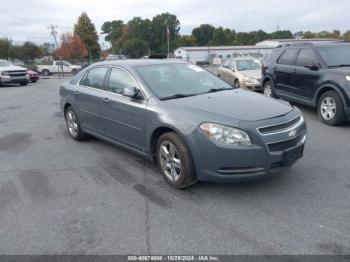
[343,31,350,41]
[123,38,148,58]
[74,12,101,59]
[192,24,215,46]
[209,27,234,45]
[0,38,12,59]
[150,12,180,53]
[175,35,196,47]
[269,30,294,39]
[101,20,125,53]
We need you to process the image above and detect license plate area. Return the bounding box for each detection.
[284,144,304,166]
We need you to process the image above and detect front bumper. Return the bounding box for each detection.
[0,75,29,84]
[241,79,262,91]
[188,111,306,183]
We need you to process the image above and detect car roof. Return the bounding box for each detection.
[93,59,187,68]
[279,41,350,48]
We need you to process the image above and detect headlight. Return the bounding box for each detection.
[199,123,251,145]
[243,76,256,83]
[1,71,9,76]
[346,76,350,81]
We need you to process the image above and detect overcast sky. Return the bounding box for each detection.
[0,0,349,46]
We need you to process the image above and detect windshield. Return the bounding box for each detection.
[236,60,261,71]
[318,46,350,67]
[135,63,232,99]
[0,60,12,67]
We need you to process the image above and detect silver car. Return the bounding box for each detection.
[217,57,262,91]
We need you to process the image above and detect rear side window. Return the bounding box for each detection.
[296,49,318,66]
[80,67,108,89]
[277,49,298,65]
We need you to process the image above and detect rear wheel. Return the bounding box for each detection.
[42,69,50,76]
[157,132,197,189]
[20,82,27,86]
[318,91,346,126]
[64,106,88,140]
[263,80,275,98]
[71,69,78,75]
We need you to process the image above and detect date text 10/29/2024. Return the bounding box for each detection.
[127,256,219,261]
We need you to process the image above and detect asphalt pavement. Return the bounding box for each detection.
[0,76,349,255]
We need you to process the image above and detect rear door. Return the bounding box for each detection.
[274,49,299,94]
[294,48,322,100]
[101,67,147,151]
[75,66,109,134]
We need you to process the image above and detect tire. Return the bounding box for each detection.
[234,79,240,88]
[263,80,275,98]
[42,69,50,76]
[20,82,28,86]
[71,69,78,75]
[64,106,88,140]
[156,132,197,189]
[318,91,346,126]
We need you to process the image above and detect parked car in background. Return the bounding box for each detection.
[105,54,126,60]
[37,60,81,76]
[28,70,39,82]
[60,60,306,188]
[262,42,350,125]
[217,57,262,90]
[0,60,29,86]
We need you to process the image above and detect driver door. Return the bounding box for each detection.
[101,67,147,152]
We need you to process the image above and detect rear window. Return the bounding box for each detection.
[296,49,318,66]
[277,49,298,65]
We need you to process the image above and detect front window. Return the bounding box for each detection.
[135,63,232,99]
[318,45,350,67]
[236,60,261,71]
[0,60,12,67]
[106,67,138,95]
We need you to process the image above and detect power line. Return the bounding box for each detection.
[0,10,47,27]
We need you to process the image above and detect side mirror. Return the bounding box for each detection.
[123,86,143,99]
[304,63,319,71]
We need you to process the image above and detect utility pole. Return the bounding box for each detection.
[164,22,170,57]
[48,24,64,78]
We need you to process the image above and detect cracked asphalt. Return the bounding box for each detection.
[0,76,349,255]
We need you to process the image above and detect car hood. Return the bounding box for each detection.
[239,70,262,79]
[166,89,292,122]
[0,65,27,71]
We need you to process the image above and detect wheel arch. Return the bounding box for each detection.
[149,125,191,162]
[314,84,348,109]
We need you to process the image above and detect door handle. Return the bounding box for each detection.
[293,69,297,74]
[102,98,109,103]
[74,91,80,95]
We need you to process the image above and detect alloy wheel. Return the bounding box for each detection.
[320,97,337,120]
[159,140,182,182]
[264,83,272,97]
[66,111,79,137]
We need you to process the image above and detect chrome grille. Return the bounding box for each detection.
[258,116,302,135]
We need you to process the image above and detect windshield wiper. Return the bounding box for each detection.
[160,93,198,100]
[206,87,233,93]
[328,64,350,68]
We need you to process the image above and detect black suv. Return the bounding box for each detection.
[262,42,350,125]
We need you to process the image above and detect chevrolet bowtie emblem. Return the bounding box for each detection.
[289,130,297,138]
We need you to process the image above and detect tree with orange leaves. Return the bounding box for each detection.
[55,33,88,59]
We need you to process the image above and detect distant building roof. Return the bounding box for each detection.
[176,45,273,52]
[256,38,342,47]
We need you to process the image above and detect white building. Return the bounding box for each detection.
[174,39,340,64]
[174,45,273,65]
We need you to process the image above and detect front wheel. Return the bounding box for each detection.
[42,69,50,76]
[157,132,197,189]
[71,69,78,75]
[64,106,88,140]
[318,91,346,126]
[263,80,275,98]
[234,79,240,88]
